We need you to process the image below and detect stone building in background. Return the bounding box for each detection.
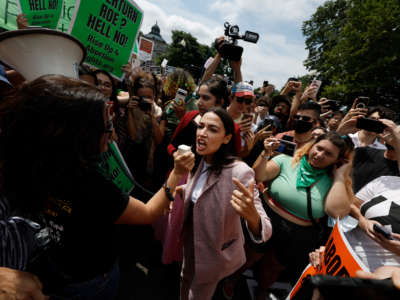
[143,22,168,62]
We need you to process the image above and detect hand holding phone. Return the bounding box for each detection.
[242,113,253,122]
[175,88,188,106]
[310,80,322,98]
[356,118,386,133]
[373,224,393,240]
[277,139,297,156]
[356,96,369,109]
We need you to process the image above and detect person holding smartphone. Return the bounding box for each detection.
[275,102,322,149]
[247,132,354,300]
[309,124,400,287]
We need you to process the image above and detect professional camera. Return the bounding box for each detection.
[215,22,259,61]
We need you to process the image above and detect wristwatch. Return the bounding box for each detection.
[163,182,175,202]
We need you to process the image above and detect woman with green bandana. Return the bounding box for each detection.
[247,132,354,300]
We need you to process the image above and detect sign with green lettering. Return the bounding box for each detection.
[68,0,143,79]
[17,0,63,29]
[98,141,134,195]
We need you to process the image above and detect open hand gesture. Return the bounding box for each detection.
[231,179,261,236]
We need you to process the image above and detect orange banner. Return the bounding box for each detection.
[288,219,369,299]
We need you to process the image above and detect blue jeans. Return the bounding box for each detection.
[48,263,120,300]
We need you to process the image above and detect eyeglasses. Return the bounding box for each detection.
[236,97,253,105]
[294,114,313,122]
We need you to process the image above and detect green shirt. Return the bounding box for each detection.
[269,154,333,220]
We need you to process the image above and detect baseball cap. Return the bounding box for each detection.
[231,81,254,98]
[0,65,12,86]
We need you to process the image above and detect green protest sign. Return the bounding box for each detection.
[98,141,134,195]
[68,0,143,79]
[17,0,63,29]
[57,0,75,32]
[0,0,19,30]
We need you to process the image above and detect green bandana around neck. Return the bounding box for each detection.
[296,156,328,188]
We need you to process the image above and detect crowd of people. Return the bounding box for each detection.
[0,14,400,300]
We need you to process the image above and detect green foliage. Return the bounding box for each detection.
[303,0,400,111]
[156,30,231,82]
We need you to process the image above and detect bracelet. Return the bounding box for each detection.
[162,182,175,202]
[261,151,271,160]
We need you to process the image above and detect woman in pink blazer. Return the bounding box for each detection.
[180,107,272,300]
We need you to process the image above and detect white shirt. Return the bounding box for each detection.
[191,162,210,203]
[345,176,400,271]
[349,131,386,150]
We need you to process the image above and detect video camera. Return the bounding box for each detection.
[215,22,259,61]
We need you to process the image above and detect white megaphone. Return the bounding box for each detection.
[0,28,86,81]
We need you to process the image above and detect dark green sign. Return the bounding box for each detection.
[98,141,134,194]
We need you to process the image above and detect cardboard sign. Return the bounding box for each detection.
[17,0,63,29]
[138,36,153,61]
[288,219,369,299]
[98,141,134,194]
[57,0,75,32]
[0,0,19,30]
[68,0,143,79]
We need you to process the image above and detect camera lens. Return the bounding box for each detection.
[229,25,239,35]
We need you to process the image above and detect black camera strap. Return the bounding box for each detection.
[306,186,318,228]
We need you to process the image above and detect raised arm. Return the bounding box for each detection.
[253,137,281,182]
[200,53,222,84]
[116,151,195,224]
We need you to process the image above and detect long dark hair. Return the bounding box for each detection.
[200,77,229,107]
[91,69,117,102]
[192,107,237,176]
[0,75,107,213]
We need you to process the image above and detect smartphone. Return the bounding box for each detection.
[277,139,297,156]
[257,118,274,133]
[242,113,253,122]
[175,88,188,106]
[326,100,339,110]
[356,96,369,109]
[356,118,386,133]
[373,224,393,240]
[310,79,322,98]
[282,134,294,142]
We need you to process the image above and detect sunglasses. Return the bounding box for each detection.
[236,97,253,105]
[294,114,313,122]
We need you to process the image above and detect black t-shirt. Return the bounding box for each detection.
[352,147,399,194]
[37,169,129,282]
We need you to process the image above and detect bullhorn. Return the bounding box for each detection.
[0,28,86,81]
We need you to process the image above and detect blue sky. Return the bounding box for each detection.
[135,0,326,89]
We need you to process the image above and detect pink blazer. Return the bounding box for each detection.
[181,159,272,284]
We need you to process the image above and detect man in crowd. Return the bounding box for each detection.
[326,111,344,132]
[275,101,321,149]
[352,120,400,193]
[269,95,291,133]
